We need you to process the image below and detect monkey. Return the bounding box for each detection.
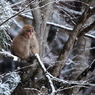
[11,25,39,60]
[11,25,54,89]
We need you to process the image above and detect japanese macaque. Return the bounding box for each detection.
[11,25,39,60]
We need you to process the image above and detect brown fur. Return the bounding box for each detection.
[11,25,39,60]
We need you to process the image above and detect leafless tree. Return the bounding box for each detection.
[1,0,95,95]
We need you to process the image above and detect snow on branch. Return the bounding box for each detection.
[0,1,33,27]
[0,0,56,28]
[35,54,95,94]
[0,0,14,30]
[35,54,56,95]
[47,22,95,39]
[11,0,26,8]
[47,22,73,31]
[13,19,22,29]
[0,72,20,95]
[85,33,95,39]
[19,13,33,20]
[0,51,18,61]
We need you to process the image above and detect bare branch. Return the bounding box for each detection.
[78,21,95,37]
[0,1,32,27]
[11,0,26,8]
[52,76,95,87]
[0,51,18,61]
[85,33,95,39]
[47,22,73,31]
[47,22,95,39]
[13,19,22,29]
[50,1,93,77]
[35,54,55,95]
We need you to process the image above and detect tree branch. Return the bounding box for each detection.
[78,21,95,37]
[0,2,32,27]
[47,21,95,39]
[35,54,55,95]
[50,1,94,77]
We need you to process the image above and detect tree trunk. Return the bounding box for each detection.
[30,0,54,58]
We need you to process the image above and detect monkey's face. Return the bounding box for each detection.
[21,25,34,39]
[26,28,33,38]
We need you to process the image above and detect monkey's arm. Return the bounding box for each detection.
[30,35,39,55]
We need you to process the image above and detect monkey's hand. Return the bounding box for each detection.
[31,45,39,55]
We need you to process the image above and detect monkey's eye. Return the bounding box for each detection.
[27,30,31,32]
